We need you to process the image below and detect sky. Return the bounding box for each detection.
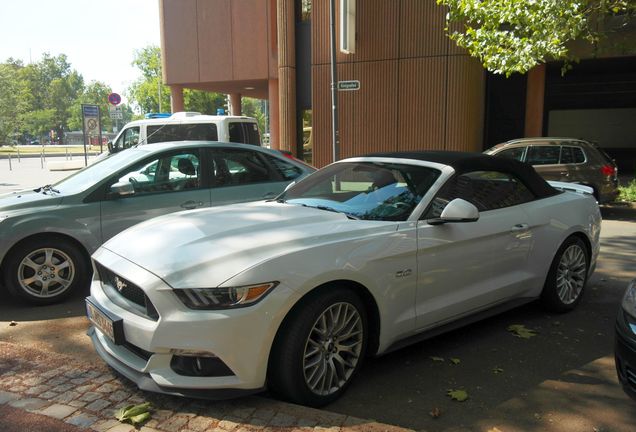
[0,0,161,99]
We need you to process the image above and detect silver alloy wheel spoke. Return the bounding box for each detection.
[303,302,363,396]
[17,247,75,298]
[556,244,587,305]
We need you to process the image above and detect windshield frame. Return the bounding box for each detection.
[279,160,444,222]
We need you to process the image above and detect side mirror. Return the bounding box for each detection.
[428,198,479,225]
[110,181,135,196]
[107,140,113,152]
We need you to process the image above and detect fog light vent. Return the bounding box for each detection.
[170,355,235,377]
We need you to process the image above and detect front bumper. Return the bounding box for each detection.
[87,247,299,398]
[615,309,636,401]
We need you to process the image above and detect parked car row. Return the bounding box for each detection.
[3,132,632,406]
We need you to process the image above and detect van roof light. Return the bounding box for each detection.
[144,112,172,119]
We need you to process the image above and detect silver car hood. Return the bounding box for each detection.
[101,201,392,288]
[0,190,63,212]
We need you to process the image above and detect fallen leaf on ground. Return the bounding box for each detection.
[446,389,469,402]
[115,402,152,426]
[507,324,537,339]
[429,407,442,418]
[430,356,445,362]
[492,367,504,374]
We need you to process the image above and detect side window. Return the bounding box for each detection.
[113,150,201,196]
[115,127,140,150]
[424,171,535,218]
[263,154,303,180]
[559,146,586,164]
[526,146,560,165]
[228,123,245,144]
[496,147,525,161]
[209,149,274,187]
[245,123,261,145]
[147,124,218,144]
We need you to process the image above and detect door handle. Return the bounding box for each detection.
[559,171,569,177]
[510,223,529,232]
[180,200,204,210]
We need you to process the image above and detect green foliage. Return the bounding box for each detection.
[507,324,538,339]
[618,179,636,202]
[437,0,636,76]
[447,389,469,402]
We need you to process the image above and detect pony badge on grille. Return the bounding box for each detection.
[115,276,128,292]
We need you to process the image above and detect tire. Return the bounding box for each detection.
[540,236,589,313]
[268,287,368,407]
[2,236,90,305]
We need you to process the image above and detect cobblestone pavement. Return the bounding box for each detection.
[0,342,411,432]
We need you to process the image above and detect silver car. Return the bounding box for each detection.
[0,142,314,304]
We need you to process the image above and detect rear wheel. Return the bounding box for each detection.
[268,288,367,407]
[540,236,589,312]
[2,236,90,305]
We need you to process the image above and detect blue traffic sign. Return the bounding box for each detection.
[108,93,122,105]
[82,104,99,117]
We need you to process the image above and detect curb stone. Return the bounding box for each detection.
[0,342,414,432]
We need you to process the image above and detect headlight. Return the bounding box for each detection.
[622,279,636,319]
[174,282,278,310]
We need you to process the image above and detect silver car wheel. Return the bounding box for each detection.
[303,302,364,396]
[17,247,75,298]
[556,244,587,305]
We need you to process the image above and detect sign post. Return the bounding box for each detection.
[108,93,122,134]
[81,104,101,165]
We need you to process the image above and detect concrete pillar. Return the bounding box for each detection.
[229,93,242,116]
[170,85,185,113]
[269,79,280,149]
[524,64,546,137]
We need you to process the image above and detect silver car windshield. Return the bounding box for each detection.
[51,149,150,194]
[281,162,441,221]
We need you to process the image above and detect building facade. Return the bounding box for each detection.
[159,0,636,171]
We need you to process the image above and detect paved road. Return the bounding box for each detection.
[1,158,635,430]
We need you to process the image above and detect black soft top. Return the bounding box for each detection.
[365,151,558,199]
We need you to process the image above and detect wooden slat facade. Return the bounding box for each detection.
[303,0,485,167]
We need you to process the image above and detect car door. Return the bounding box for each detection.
[525,145,570,182]
[207,148,296,205]
[99,148,210,243]
[414,170,535,331]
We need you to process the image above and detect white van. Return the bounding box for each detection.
[108,112,261,153]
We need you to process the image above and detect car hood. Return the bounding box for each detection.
[102,201,393,288]
[0,190,63,213]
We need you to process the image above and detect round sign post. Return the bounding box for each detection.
[108,93,121,106]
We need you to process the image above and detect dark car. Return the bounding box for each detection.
[615,279,636,401]
[485,138,619,204]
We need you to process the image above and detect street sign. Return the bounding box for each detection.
[108,93,122,105]
[109,105,123,119]
[337,80,360,91]
[81,103,102,163]
[82,105,99,117]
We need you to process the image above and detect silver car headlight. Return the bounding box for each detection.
[621,279,636,319]
[174,282,278,310]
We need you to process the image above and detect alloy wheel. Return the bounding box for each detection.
[302,302,364,396]
[17,247,75,298]
[556,244,587,305]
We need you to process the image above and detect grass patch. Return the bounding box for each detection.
[618,179,636,202]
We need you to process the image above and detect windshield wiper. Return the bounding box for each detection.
[302,204,360,220]
[34,184,60,194]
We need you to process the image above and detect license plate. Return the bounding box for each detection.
[86,297,124,345]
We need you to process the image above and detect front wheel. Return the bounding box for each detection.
[2,236,90,305]
[268,288,368,407]
[540,236,589,312]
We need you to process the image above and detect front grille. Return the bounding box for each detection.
[95,262,159,321]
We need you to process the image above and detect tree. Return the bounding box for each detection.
[437,0,636,76]
[127,46,171,113]
[0,63,28,144]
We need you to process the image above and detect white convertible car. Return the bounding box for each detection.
[87,151,601,407]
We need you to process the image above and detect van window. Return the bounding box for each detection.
[229,122,260,145]
[147,124,218,144]
[115,127,140,150]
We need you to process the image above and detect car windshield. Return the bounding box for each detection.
[50,148,152,194]
[280,161,441,221]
